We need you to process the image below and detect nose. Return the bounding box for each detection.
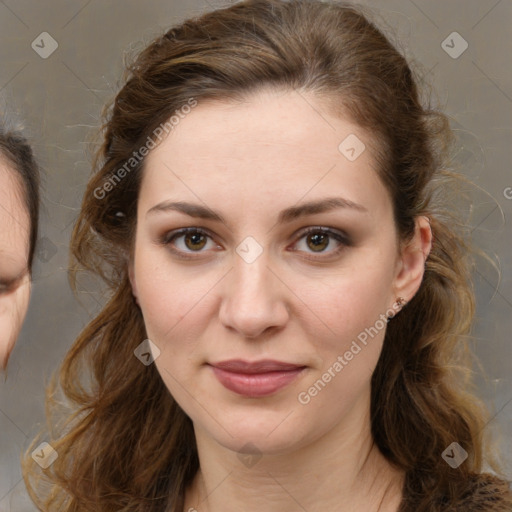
[218,250,290,340]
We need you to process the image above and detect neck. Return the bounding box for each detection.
[183,400,404,512]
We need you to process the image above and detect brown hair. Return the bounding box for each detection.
[23,1,511,510]
[0,115,40,271]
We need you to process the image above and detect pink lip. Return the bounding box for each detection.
[208,359,306,397]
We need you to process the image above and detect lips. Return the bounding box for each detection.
[208,359,306,397]
[211,359,304,373]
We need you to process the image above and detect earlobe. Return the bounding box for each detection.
[392,216,433,303]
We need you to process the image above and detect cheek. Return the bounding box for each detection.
[303,254,395,346]
[0,290,30,368]
[294,270,393,422]
[133,258,215,403]
[133,252,214,354]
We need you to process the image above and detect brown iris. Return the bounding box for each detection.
[307,232,329,252]
[184,232,207,251]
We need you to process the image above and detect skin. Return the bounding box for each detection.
[0,159,31,371]
[129,87,432,512]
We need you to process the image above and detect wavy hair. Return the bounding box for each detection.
[23,0,511,510]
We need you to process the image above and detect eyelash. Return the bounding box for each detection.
[0,281,14,295]
[160,226,351,261]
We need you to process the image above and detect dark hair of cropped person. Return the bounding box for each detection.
[22,0,512,510]
[0,115,40,272]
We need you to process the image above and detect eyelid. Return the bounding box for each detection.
[0,269,30,294]
[294,226,351,245]
[0,279,15,294]
[160,226,217,246]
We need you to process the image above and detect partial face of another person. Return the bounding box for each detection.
[0,160,31,370]
[129,88,428,455]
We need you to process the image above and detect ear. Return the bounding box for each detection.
[392,216,433,303]
[128,257,140,306]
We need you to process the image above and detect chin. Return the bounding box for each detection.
[193,402,310,455]
[217,427,303,456]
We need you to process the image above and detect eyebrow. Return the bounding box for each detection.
[146,197,368,224]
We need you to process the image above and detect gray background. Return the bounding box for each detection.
[0,0,510,510]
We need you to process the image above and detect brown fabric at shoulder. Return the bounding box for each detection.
[454,473,512,511]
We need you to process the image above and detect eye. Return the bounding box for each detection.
[0,279,15,295]
[160,226,351,260]
[291,227,351,259]
[161,227,220,259]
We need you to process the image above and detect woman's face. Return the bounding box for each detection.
[0,161,31,370]
[130,88,428,454]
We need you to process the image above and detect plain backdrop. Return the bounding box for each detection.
[0,1,511,510]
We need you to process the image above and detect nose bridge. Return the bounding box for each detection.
[233,248,271,300]
[232,233,273,299]
[219,244,289,338]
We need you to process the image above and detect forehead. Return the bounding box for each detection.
[150,88,364,161]
[0,159,30,269]
[140,88,390,220]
